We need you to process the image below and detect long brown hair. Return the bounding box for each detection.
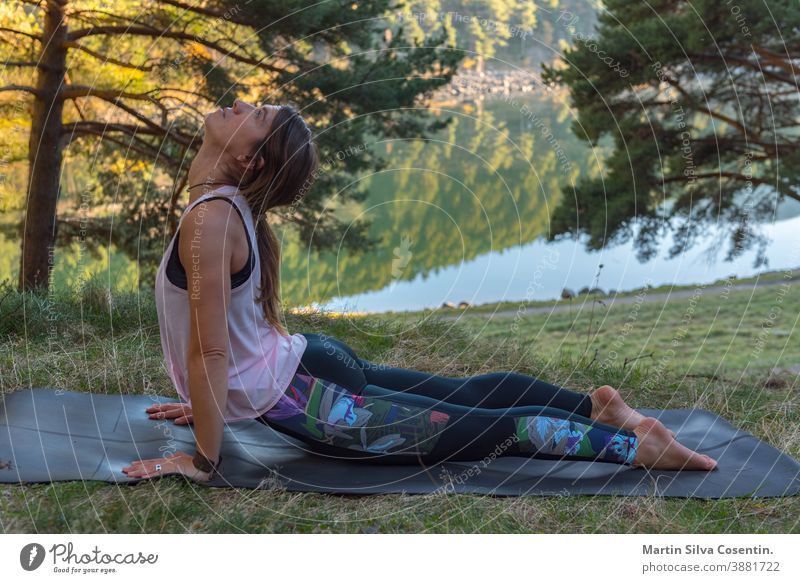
[236,104,318,335]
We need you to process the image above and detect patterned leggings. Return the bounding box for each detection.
[255,333,639,466]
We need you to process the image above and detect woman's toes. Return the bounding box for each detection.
[633,418,715,471]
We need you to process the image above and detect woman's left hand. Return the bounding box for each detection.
[122,451,212,482]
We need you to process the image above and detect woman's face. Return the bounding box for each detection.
[204,98,279,157]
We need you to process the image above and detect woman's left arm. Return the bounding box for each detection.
[123,200,234,482]
[182,200,235,475]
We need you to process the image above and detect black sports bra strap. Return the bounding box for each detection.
[165,195,255,290]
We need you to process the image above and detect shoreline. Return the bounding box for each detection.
[429,68,547,104]
[435,273,800,321]
[294,265,800,318]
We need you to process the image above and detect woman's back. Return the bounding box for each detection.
[154,185,308,421]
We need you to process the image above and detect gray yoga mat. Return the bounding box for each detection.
[1,387,799,498]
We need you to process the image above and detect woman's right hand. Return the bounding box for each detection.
[146,403,193,425]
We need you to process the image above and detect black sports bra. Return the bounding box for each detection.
[165,195,256,290]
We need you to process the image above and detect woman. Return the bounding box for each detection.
[123,99,717,483]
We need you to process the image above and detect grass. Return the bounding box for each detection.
[1,273,799,533]
[452,277,800,376]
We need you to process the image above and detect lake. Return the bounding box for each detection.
[2,90,798,312]
[282,90,800,313]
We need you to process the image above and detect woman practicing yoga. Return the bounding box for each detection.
[123,99,717,482]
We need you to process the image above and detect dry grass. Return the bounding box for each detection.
[1,283,799,533]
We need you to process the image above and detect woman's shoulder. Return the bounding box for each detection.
[178,197,249,255]
[182,194,239,222]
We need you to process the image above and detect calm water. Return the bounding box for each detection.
[285,91,800,313]
[2,91,798,311]
[318,215,800,313]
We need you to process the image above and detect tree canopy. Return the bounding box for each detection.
[542,0,800,266]
[0,0,461,290]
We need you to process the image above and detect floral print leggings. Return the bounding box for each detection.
[256,333,639,466]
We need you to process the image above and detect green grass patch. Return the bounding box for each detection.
[1,278,799,533]
[454,282,800,377]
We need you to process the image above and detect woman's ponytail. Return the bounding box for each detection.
[252,212,288,336]
[238,104,318,335]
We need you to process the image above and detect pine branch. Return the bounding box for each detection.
[662,76,753,140]
[158,0,248,23]
[0,27,41,42]
[662,172,800,203]
[691,52,800,90]
[62,121,164,137]
[0,85,39,96]
[65,26,282,73]
[61,123,186,162]
[63,41,153,72]
[59,84,160,102]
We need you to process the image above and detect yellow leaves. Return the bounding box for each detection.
[109,157,150,177]
[129,160,150,173]
[0,1,39,34]
[461,56,479,70]
[187,42,211,60]
[109,158,127,174]
[64,43,148,90]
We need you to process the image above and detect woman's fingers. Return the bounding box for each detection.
[146,403,192,423]
[121,461,141,472]
[122,460,155,478]
[146,403,184,414]
[125,464,159,479]
[149,409,179,419]
[123,453,179,478]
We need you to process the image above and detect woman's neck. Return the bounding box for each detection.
[187,144,236,203]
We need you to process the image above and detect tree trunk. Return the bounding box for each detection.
[18,1,67,292]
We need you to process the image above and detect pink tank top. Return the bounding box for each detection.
[154,185,308,421]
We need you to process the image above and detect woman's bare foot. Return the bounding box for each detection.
[632,417,717,470]
[590,385,677,438]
